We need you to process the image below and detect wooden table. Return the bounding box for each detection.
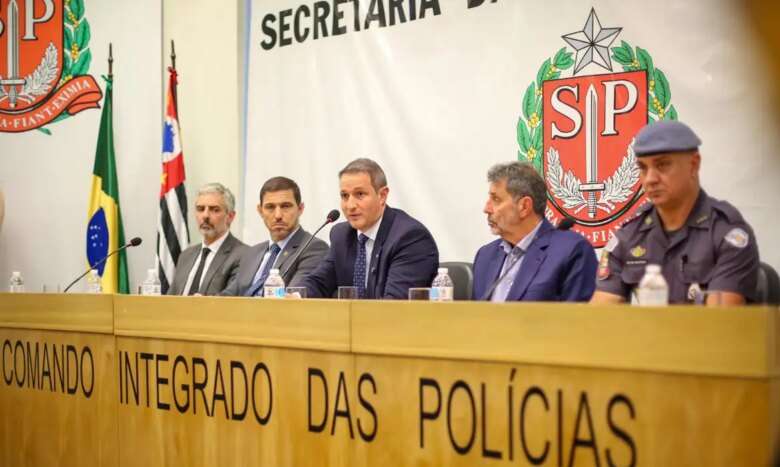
[1,294,778,466]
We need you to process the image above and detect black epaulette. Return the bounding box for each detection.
[710,198,746,224]
[620,202,653,229]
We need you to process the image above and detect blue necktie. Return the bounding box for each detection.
[248,243,281,297]
[353,234,369,298]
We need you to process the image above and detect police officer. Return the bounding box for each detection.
[591,120,759,305]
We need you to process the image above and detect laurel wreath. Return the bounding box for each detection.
[32,0,94,134]
[518,40,677,216]
[516,47,574,174]
[17,42,60,101]
[0,42,58,101]
[546,140,639,214]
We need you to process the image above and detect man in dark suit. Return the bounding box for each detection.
[222,177,328,296]
[304,158,438,299]
[168,183,247,295]
[473,162,597,302]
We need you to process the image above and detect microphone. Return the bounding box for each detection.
[279,210,339,279]
[558,218,575,230]
[63,237,143,292]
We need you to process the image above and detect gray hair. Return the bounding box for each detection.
[487,162,547,216]
[339,158,387,191]
[197,182,236,212]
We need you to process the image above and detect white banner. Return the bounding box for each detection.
[245,0,780,270]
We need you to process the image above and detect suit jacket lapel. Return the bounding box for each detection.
[242,241,268,296]
[176,248,200,294]
[507,221,553,300]
[275,228,305,278]
[366,208,396,296]
[200,233,234,293]
[482,245,506,299]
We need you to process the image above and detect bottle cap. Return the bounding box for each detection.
[437,268,448,274]
[645,264,661,274]
[11,271,20,277]
[270,268,280,274]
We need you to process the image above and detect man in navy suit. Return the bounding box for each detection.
[473,162,597,302]
[304,158,439,299]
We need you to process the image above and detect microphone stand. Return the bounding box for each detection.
[63,245,130,293]
[280,216,336,279]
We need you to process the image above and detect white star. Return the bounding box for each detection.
[562,8,622,75]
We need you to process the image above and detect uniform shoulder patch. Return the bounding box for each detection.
[724,227,749,249]
[597,249,610,280]
[604,235,619,253]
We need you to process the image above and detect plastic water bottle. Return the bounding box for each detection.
[635,264,668,306]
[8,271,24,293]
[86,269,102,294]
[263,268,285,298]
[141,269,162,296]
[430,267,454,302]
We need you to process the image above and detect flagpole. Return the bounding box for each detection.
[108,43,113,79]
[170,39,178,110]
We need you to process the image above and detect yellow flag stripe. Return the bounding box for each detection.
[87,175,121,294]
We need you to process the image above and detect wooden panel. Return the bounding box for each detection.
[0,293,113,334]
[112,335,778,467]
[0,296,777,466]
[351,301,779,378]
[0,328,117,467]
[351,354,778,467]
[115,336,354,467]
[114,295,350,352]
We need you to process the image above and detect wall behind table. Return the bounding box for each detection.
[0,1,162,291]
[162,0,245,240]
[244,0,780,272]
[0,0,248,292]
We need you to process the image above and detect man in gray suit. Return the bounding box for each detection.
[168,183,247,296]
[222,177,328,296]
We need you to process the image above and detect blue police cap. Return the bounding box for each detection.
[633,121,702,157]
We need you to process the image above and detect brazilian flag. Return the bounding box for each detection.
[86,76,129,293]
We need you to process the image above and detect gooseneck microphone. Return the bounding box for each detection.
[280,210,340,279]
[63,237,143,293]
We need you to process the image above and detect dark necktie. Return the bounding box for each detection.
[249,243,282,297]
[353,234,369,298]
[187,247,211,295]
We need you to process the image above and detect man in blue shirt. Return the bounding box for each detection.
[473,161,597,302]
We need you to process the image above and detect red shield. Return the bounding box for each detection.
[0,0,63,113]
[542,70,648,248]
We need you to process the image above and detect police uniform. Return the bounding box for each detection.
[596,120,760,304]
[597,191,759,303]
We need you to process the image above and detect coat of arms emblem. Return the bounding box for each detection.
[517,8,679,248]
[0,0,101,133]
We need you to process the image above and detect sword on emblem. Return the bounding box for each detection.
[0,0,26,109]
[578,84,606,218]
